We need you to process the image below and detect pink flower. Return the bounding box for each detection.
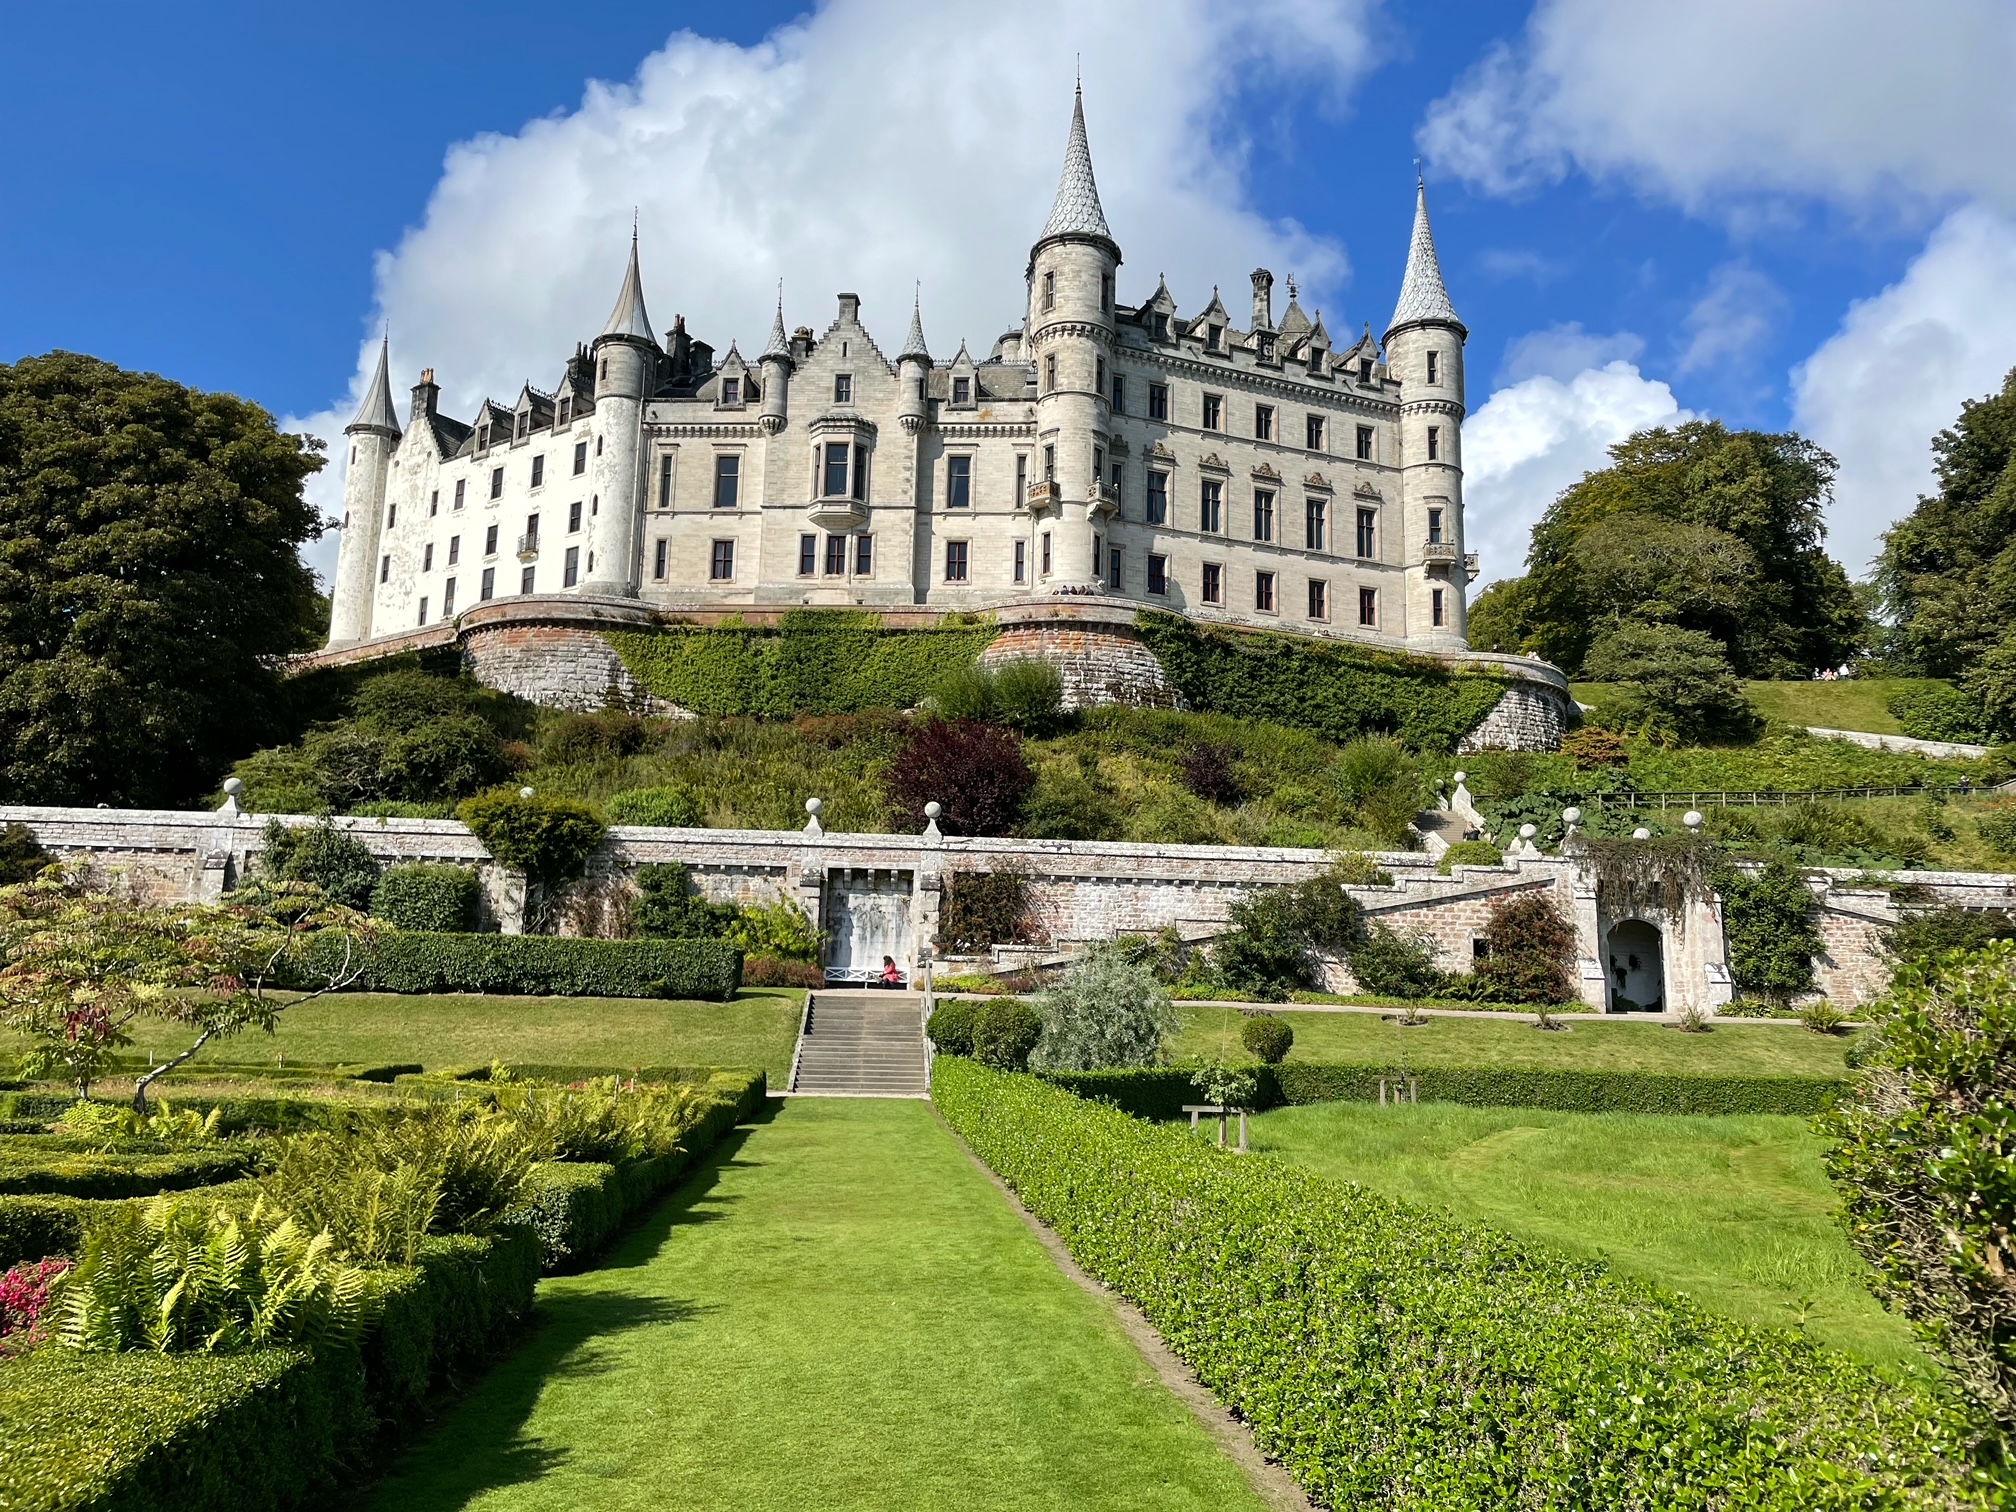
[0,1258,71,1349]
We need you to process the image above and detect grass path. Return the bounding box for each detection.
[366,1098,1272,1512]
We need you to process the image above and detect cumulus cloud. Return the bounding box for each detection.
[1499,322,1643,385]
[1419,0,2016,220]
[1791,206,2016,580]
[1464,360,1694,589]
[291,0,1385,584]
[1676,261,1784,376]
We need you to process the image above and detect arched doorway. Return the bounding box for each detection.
[1605,918,1665,1013]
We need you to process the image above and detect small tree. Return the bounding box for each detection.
[1215,862,1369,1000]
[1030,940,1177,1071]
[939,869,1030,954]
[632,863,736,940]
[1473,892,1578,1005]
[1583,622,1760,743]
[1716,859,1822,1006]
[458,789,606,933]
[1239,1014,1294,1065]
[261,817,379,910]
[885,718,1034,836]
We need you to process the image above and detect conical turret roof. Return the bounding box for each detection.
[1388,179,1463,339]
[1036,85,1115,250]
[346,336,401,436]
[600,229,657,345]
[898,293,930,362]
[761,293,791,361]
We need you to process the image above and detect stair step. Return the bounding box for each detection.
[789,992,931,1098]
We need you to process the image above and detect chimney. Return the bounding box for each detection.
[837,292,861,323]
[411,368,439,422]
[1250,269,1274,332]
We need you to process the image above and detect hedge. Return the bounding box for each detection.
[602,609,998,716]
[935,1058,1996,1510]
[0,1091,402,1137]
[1134,610,1510,752]
[0,1144,263,1201]
[369,862,480,933]
[298,930,743,1000]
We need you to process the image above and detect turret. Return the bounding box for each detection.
[896,292,931,433]
[1384,178,1469,650]
[1027,84,1120,591]
[758,293,791,436]
[582,230,658,598]
[326,336,401,645]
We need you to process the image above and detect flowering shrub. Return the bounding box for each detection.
[0,1258,68,1350]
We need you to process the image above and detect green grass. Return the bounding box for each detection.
[366,1099,1270,1511]
[1176,1004,1857,1079]
[1738,677,1959,737]
[81,990,805,1080]
[1250,1100,1923,1371]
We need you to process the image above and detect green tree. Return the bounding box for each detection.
[0,352,326,806]
[1715,858,1822,1005]
[1582,622,1759,742]
[1030,940,1177,1070]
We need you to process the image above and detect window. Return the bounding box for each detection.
[1359,587,1377,627]
[558,396,571,426]
[1147,383,1168,421]
[1110,460,1124,499]
[1432,587,1446,627]
[944,540,969,581]
[1356,425,1374,461]
[531,454,545,488]
[1307,579,1328,620]
[851,444,868,502]
[1042,270,1056,311]
[1306,498,1328,552]
[834,374,852,404]
[1092,445,1104,485]
[1107,546,1123,592]
[1258,333,1276,363]
[1151,311,1168,341]
[429,491,439,518]
[1255,571,1276,613]
[520,565,536,594]
[1013,540,1027,583]
[798,534,817,576]
[443,578,456,616]
[1355,507,1376,558]
[653,539,669,580]
[855,534,873,576]
[1203,393,1222,430]
[1043,445,1056,482]
[1096,357,1106,394]
[1200,479,1223,533]
[1205,325,1222,353]
[659,454,673,510]
[1111,373,1125,412]
[478,425,490,452]
[563,546,580,588]
[1306,415,1325,451]
[946,455,972,508]
[1255,404,1274,441]
[1252,489,1274,542]
[1093,535,1103,578]
[597,436,603,456]
[1100,274,1113,311]
[1359,358,1374,384]
[516,412,528,441]
[567,500,582,533]
[417,597,428,624]
[447,535,460,566]
[485,523,499,556]
[1426,351,1439,385]
[952,376,971,405]
[710,540,735,580]
[481,567,495,601]
[1202,563,1223,603]
[1146,471,1168,524]
[826,534,847,575]
[1147,553,1167,595]
[715,454,741,508]
[1428,507,1444,544]
[1427,426,1441,461]
[1044,354,1057,392]
[822,443,849,498]
[490,467,504,500]
[423,542,434,571]
[1041,533,1052,575]
[379,555,390,583]
[573,440,588,476]
[525,512,540,548]
[722,376,740,405]
[388,503,397,529]
[1015,453,1027,505]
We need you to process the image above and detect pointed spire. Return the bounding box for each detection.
[898,288,930,363]
[1387,177,1464,339]
[600,227,657,345]
[1036,84,1114,249]
[762,286,790,361]
[346,335,401,436]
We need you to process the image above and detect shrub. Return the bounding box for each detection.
[259,818,380,910]
[1238,1014,1293,1065]
[1437,839,1503,874]
[1800,1000,1849,1034]
[1344,923,1443,998]
[1583,622,1760,743]
[1030,942,1176,1071]
[885,717,1034,836]
[1889,684,1991,743]
[296,931,741,1001]
[925,1000,977,1056]
[631,863,736,940]
[1019,766,1123,840]
[742,957,824,989]
[1559,725,1629,767]
[1886,905,2016,966]
[0,1257,68,1349]
[369,864,479,933]
[1823,943,2016,1438]
[722,900,821,964]
[939,869,1030,954]
[0,1147,255,1201]
[456,789,606,888]
[1471,891,1577,1005]
[0,825,49,886]
[1977,803,2016,858]
[971,999,1042,1071]
[1716,859,1823,1005]
[1179,743,1244,804]
[604,785,704,828]
[537,709,651,766]
[1215,864,1368,1000]
[1333,735,1425,846]
[1190,1061,1259,1108]
[377,716,510,800]
[990,659,1066,736]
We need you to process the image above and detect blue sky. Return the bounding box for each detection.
[6,1,2014,590]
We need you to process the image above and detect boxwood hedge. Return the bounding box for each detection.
[369,862,481,933]
[0,1144,261,1200]
[936,1058,1998,1510]
[299,930,742,1000]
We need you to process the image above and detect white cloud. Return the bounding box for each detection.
[1676,261,1784,376]
[1463,360,1695,590]
[291,0,1384,586]
[1791,206,2016,580]
[1419,0,2016,221]
[1499,321,1642,384]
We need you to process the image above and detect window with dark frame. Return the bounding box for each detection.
[568,500,582,533]
[1044,354,1057,391]
[1427,426,1441,461]
[1092,535,1102,578]
[573,440,588,475]
[1147,383,1168,420]
[1356,425,1374,460]
[1147,553,1167,595]
[1041,533,1052,575]
[1306,415,1325,451]
[1042,271,1056,311]
[1359,358,1374,384]
[423,543,433,572]
[834,374,852,404]
[1111,373,1125,412]
[722,376,740,405]
[653,539,669,580]
[1203,393,1222,430]
[1107,546,1123,592]
[388,503,397,529]
[525,512,540,548]
[1306,497,1327,552]
[944,540,969,581]
[1202,562,1223,603]
[454,479,466,509]
[1255,404,1274,441]
[1096,356,1106,394]
[826,534,847,575]
[1359,586,1377,627]
[1146,471,1168,525]
[520,565,535,594]
[1200,479,1223,533]
[1206,325,1222,352]
[1356,506,1376,558]
[481,567,496,601]
[715,454,741,508]
[1433,587,1446,627]
[952,376,971,404]
[660,454,674,509]
[380,555,390,583]
[490,467,504,499]
[710,540,735,580]
[799,534,817,576]
[562,546,579,588]
[485,523,498,556]
[1043,445,1056,482]
[946,455,972,508]
[531,454,544,488]
[1014,540,1027,583]
[1307,579,1328,620]
[1015,453,1027,505]
[418,597,428,625]
[855,534,873,576]
[823,442,849,498]
[851,444,867,502]
[1255,571,1275,613]
[1427,351,1440,385]
[1428,506,1444,544]
[447,535,460,566]
[1253,489,1274,542]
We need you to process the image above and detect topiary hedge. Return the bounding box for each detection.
[1135,610,1511,751]
[297,930,742,1001]
[0,1145,261,1200]
[603,609,997,716]
[935,1058,1996,1509]
[369,863,481,933]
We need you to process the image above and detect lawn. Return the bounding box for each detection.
[90,990,805,1079]
[1251,1100,1922,1371]
[1569,677,1952,738]
[1176,1004,1858,1079]
[365,1099,1271,1512]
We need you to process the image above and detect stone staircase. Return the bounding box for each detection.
[787,992,929,1097]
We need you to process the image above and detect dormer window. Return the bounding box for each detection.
[1206,326,1223,353]
[477,425,490,451]
[516,412,529,440]
[722,377,741,405]
[557,396,571,426]
[834,374,852,404]
[1360,358,1374,384]
[1151,311,1168,341]
[952,376,971,405]
[1258,334,1276,363]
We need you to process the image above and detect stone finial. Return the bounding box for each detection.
[1682,810,1705,830]
[804,796,824,837]
[1633,827,1653,841]
[216,777,246,817]
[923,801,942,840]
[1561,806,1581,839]
[519,787,535,799]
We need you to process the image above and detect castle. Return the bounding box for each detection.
[326,89,1475,656]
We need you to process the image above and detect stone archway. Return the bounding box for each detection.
[1605,917,1666,1013]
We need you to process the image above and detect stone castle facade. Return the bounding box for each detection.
[326,90,1477,656]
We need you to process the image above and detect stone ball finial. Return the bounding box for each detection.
[1518,823,1538,841]
[806,797,823,816]
[1452,771,1467,785]
[1682,810,1704,829]
[1633,826,1652,841]
[519,787,535,799]
[1561,806,1581,825]
[223,778,245,796]
[924,802,941,820]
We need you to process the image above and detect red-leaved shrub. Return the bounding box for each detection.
[0,1258,70,1351]
[885,718,1034,836]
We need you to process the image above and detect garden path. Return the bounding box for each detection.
[366,1098,1270,1512]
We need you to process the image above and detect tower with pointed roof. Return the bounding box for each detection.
[328,335,401,644]
[1385,178,1469,651]
[583,230,659,597]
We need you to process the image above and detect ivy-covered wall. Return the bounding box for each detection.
[1135,611,1511,752]
[601,610,997,717]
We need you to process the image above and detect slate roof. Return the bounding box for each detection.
[1388,180,1464,337]
[347,337,402,435]
[1037,86,1114,248]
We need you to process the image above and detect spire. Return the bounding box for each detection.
[898,289,930,363]
[346,335,401,436]
[600,228,657,345]
[762,287,790,361]
[1387,177,1464,339]
[1035,84,1114,250]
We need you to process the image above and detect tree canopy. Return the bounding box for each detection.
[0,351,326,807]
[1468,421,1863,679]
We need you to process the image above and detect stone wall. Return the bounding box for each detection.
[462,620,683,716]
[979,601,1177,709]
[1459,680,1570,754]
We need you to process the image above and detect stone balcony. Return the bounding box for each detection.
[1420,540,1460,566]
[808,496,869,533]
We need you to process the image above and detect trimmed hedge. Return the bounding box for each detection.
[369,862,480,933]
[298,930,743,1000]
[936,1058,1996,1509]
[0,1145,261,1200]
